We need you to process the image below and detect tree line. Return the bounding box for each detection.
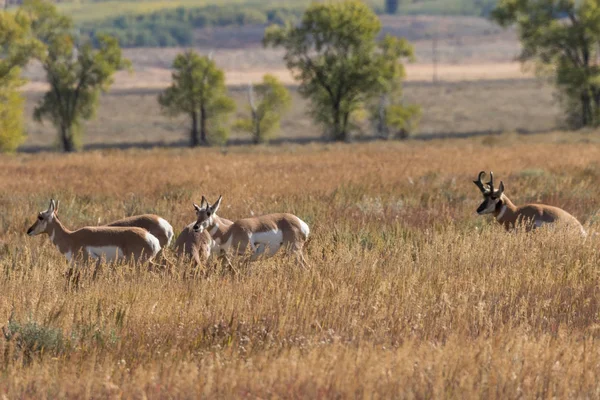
[78,0,498,48]
[80,5,304,48]
[0,0,420,152]
[1,0,598,153]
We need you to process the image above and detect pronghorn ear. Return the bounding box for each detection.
[497,181,505,196]
[193,203,202,213]
[211,195,222,214]
[49,199,55,213]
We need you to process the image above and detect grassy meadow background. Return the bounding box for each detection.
[3,0,600,397]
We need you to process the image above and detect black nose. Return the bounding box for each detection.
[193,225,200,232]
[26,227,33,235]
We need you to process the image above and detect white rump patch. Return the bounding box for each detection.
[250,229,283,259]
[158,218,174,246]
[145,232,161,257]
[296,217,310,239]
[85,245,124,262]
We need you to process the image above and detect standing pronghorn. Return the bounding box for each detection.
[174,216,233,266]
[26,199,161,263]
[106,214,174,248]
[192,196,310,267]
[473,171,586,235]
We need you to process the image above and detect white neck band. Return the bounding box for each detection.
[496,205,507,221]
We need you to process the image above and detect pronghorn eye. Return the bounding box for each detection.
[37,215,43,221]
[206,211,211,216]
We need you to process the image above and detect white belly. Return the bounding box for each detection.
[210,235,232,258]
[250,229,283,259]
[85,245,124,262]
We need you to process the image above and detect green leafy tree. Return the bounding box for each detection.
[370,35,421,139]
[264,0,415,141]
[22,0,130,152]
[235,74,291,144]
[158,51,235,147]
[492,0,600,128]
[0,9,43,152]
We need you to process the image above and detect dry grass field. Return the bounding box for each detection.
[1,132,600,397]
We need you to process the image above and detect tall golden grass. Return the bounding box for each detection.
[1,133,600,397]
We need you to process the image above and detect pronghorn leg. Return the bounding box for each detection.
[289,242,310,270]
[219,253,238,276]
[92,261,101,280]
[64,263,81,290]
[294,250,310,270]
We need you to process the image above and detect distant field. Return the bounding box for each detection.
[21,78,557,151]
[58,0,494,23]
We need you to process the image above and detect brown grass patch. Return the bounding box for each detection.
[1,134,600,396]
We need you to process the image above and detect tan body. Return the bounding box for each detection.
[193,197,310,267]
[106,214,174,248]
[27,200,161,264]
[473,171,586,236]
[173,217,234,266]
[494,195,585,234]
[212,214,308,258]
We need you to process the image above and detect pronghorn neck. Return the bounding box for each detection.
[48,217,72,254]
[494,195,518,225]
[207,215,231,241]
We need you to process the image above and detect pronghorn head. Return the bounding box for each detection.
[27,199,59,236]
[193,195,222,233]
[473,171,505,215]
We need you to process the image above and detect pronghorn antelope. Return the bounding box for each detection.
[26,200,161,263]
[105,214,174,248]
[473,171,586,235]
[192,196,310,267]
[174,217,233,266]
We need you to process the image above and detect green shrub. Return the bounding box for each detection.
[3,317,65,364]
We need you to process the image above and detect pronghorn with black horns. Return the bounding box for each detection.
[192,196,310,268]
[26,199,161,264]
[473,171,586,235]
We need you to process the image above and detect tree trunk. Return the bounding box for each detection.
[60,125,75,153]
[341,112,350,142]
[581,92,591,127]
[190,111,199,147]
[252,111,260,144]
[332,103,343,141]
[592,86,600,126]
[200,104,208,145]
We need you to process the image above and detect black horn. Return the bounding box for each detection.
[473,171,488,193]
[487,171,495,194]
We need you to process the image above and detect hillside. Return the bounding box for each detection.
[53,0,499,47]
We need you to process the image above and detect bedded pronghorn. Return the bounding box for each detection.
[174,216,233,266]
[192,196,310,267]
[105,214,174,248]
[26,199,161,263]
[473,171,586,235]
